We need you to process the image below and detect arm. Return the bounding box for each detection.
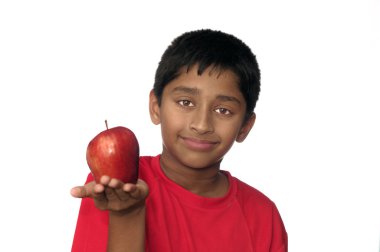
[71,176,149,252]
[103,179,148,252]
[108,204,145,252]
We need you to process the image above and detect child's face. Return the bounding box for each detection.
[150,66,255,169]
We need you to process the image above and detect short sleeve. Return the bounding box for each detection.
[270,204,288,252]
[71,173,109,252]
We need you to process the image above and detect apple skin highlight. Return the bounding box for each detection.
[86,126,139,184]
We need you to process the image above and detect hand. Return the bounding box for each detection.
[70,176,149,212]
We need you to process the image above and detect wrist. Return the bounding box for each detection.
[107,203,146,252]
[109,203,145,217]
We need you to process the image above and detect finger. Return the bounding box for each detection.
[107,179,132,201]
[108,178,124,189]
[104,186,120,201]
[101,178,125,201]
[70,181,96,198]
[123,183,137,193]
[125,179,149,200]
[70,186,88,198]
[93,184,108,202]
[92,188,108,210]
[99,175,111,185]
[93,183,105,194]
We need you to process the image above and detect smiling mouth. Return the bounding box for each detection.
[180,136,219,151]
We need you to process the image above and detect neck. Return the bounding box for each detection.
[160,152,229,197]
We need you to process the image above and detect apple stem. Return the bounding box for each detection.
[105,120,108,130]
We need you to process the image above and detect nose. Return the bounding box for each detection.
[190,107,214,135]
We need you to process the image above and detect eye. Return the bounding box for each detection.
[215,108,232,115]
[178,100,194,107]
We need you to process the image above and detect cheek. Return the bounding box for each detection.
[215,120,242,140]
[160,109,186,141]
[161,101,190,128]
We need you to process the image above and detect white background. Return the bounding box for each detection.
[1,1,379,251]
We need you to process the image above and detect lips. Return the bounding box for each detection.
[180,136,219,151]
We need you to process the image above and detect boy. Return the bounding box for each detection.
[71,29,288,252]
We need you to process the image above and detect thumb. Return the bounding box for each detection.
[70,186,89,198]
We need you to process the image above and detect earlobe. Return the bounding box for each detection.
[149,90,161,125]
[236,113,256,143]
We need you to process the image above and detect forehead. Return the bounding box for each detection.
[169,65,241,91]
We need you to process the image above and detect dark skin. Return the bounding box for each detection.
[71,176,148,252]
[71,66,255,251]
[150,66,255,197]
[160,158,229,197]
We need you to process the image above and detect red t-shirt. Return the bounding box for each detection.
[72,155,287,252]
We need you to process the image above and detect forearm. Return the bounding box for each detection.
[107,206,146,252]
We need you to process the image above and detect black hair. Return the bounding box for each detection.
[153,29,261,122]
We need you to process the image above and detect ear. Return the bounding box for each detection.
[236,113,256,143]
[149,90,161,125]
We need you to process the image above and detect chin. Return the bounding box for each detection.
[179,152,224,170]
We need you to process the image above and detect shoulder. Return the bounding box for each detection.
[139,155,155,167]
[232,175,274,207]
[230,174,288,249]
[139,155,159,171]
[228,174,280,218]
[138,155,161,183]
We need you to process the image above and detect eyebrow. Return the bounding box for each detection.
[216,95,241,105]
[171,86,199,95]
[172,86,241,105]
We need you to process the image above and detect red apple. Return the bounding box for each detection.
[86,121,139,184]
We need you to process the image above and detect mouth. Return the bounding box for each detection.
[180,136,219,152]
